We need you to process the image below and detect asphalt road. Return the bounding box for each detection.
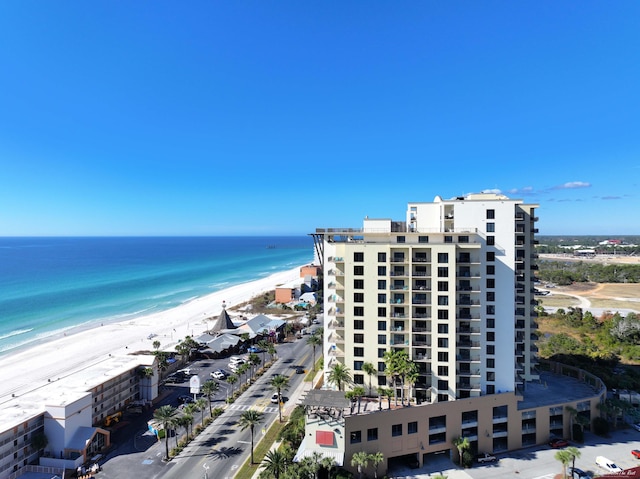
[95,333,315,479]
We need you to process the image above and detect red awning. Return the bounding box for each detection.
[316,430,335,446]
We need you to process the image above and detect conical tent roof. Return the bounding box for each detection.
[210,306,236,333]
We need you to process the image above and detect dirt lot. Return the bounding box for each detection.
[538,282,640,313]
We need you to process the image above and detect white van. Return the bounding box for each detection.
[595,456,623,473]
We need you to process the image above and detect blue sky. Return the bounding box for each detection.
[0,2,638,236]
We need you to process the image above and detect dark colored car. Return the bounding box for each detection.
[295,367,305,374]
[549,438,569,448]
[178,395,195,404]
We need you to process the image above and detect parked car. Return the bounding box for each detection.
[549,438,569,448]
[177,395,195,404]
[210,369,228,380]
[247,346,263,353]
[596,456,623,473]
[475,453,497,463]
[632,449,640,459]
[568,467,591,479]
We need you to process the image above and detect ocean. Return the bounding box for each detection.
[0,236,314,355]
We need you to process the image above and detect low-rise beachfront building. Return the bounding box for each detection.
[303,193,608,476]
[0,353,158,479]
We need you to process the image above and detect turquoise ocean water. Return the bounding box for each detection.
[0,236,314,355]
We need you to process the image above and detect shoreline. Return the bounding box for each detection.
[0,264,306,400]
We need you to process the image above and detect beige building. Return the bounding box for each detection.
[302,193,607,476]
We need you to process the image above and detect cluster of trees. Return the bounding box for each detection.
[536,235,640,255]
[537,260,640,285]
[537,307,640,389]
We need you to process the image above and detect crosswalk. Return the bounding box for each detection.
[225,403,279,415]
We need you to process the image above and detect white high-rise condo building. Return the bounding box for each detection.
[312,193,540,403]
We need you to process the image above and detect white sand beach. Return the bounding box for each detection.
[0,265,303,403]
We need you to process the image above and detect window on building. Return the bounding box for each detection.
[437,338,449,348]
[354,279,364,289]
[354,292,364,303]
[437,324,448,334]
[378,294,387,304]
[378,348,386,358]
[354,320,364,330]
[444,236,453,243]
[392,424,402,437]
[437,267,448,277]
[378,320,387,331]
[354,306,364,316]
[437,351,449,361]
[354,265,364,275]
[378,266,386,275]
[486,305,495,315]
[487,278,495,288]
[419,236,429,243]
[378,252,386,262]
[438,281,448,292]
[354,374,364,385]
[354,347,364,356]
[486,209,495,219]
[354,252,364,262]
[487,318,495,328]
[377,307,387,317]
[438,379,448,390]
[487,385,495,394]
[438,252,448,263]
[354,334,364,344]
[486,223,495,233]
[487,358,495,368]
[486,264,495,275]
[458,235,469,243]
[486,251,495,262]
[367,428,379,441]
[437,295,448,306]
[487,372,495,381]
[378,362,386,372]
[378,279,387,289]
[486,235,495,245]
[487,331,495,342]
[408,421,418,434]
[437,310,449,320]
[487,345,495,355]
[438,365,449,376]
[378,335,386,345]
[397,236,405,243]
[354,361,363,370]
[350,431,362,444]
[487,291,495,301]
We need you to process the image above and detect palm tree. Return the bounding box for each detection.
[307,333,323,371]
[153,405,178,460]
[270,374,290,423]
[383,350,401,405]
[327,363,353,391]
[201,380,219,416]
[554,449,573,479]
[352,386,366,414]
[182,403,197,439]
[566,446,581,474]
[565,405,578,441]
[405,362,419,404]
[227,374,238,398]
[261,449,288,479]
[196,398,208,427]
[351,451,369,479]
[362,361,376,396]
[238,409,264,465]
[267,342,277,363]
[369,451,384,479]
[248,353,261,382]
[452,436,470,466]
